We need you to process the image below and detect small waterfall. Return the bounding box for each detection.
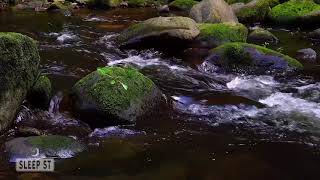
[49,92,64,114]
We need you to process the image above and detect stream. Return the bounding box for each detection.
[0,8,320,179]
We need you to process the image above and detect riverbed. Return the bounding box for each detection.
[0,8,320,179]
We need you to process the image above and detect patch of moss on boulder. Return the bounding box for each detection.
[201,42,302,74]
[87,0,122,8]
[118,16,200,49]
[0,32,40,133]
[27,75,52,109]
[233,0,279,23]
[270,0,320,24]
[197,22,248,48]
[247,28,278,45]
[169,0,198,11]
[5,135,85,160]
[72,66,163,127]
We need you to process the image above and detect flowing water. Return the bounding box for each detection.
[0,9,320,179]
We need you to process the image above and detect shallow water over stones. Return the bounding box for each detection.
[0,8,320,179]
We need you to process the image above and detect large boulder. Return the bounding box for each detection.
[200,42,303,74]
[72,66,163,127]
[117,16,200,50]
[5,135,85,161]
[196,22,248,48]
[232,0,279,23]
[169,0,198,11]
[270,0,320,24]
[0,32,40,133]
[189,0,238,23]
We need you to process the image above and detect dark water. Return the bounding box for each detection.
[1,9,320,179]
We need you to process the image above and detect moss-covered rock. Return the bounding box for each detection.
[233,0,279,23]
[197,22,248,48]
[169,0,198,11]
[270,0,320,24]
[87,0,122,8]
[189,0,238,23]
[200,42,303,74]
[13,0,49,11]
[5,135,85,161]
[72,66,163,127]
[118,16,200,49]
[247,28,278,45]
[0,32,40,133]
[128,0,147,7]
[47,0,73,11]
[27,75,52,109]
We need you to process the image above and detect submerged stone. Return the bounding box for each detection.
[196,22,248,48]
[0,32,40,133]
[72,66,163,127]
[201,42,303,74]
[296,48,317,63]
[5,135,85,161]
[189,0,238,23]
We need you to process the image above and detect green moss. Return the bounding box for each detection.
[236,0,279,22]
[270,0,320,23]
[169,0,198,10]
[0,32,40,92]
[28,135,75,150]
[32,75,52,96]
[212,42,303,68]
[74,67,155,115]
[198,22,248,45]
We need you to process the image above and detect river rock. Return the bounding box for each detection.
[196,22,248,48]
[270,0,320,24]
[232,0,279,23]
[118,16,200,49]
[27,75,52,109]
[296,48,317,63]
[158,5,170,14]
[247,28,278,45]
[5,135,85,161]
[169,0,198,11]
[308,28,320,40]
[189,0,238,23]
[128,0,147,7]
[200,42,303,74]
[13,0,49,11]
[0,32,40,133]
[72,66,163,127]
[87,0,123,8]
